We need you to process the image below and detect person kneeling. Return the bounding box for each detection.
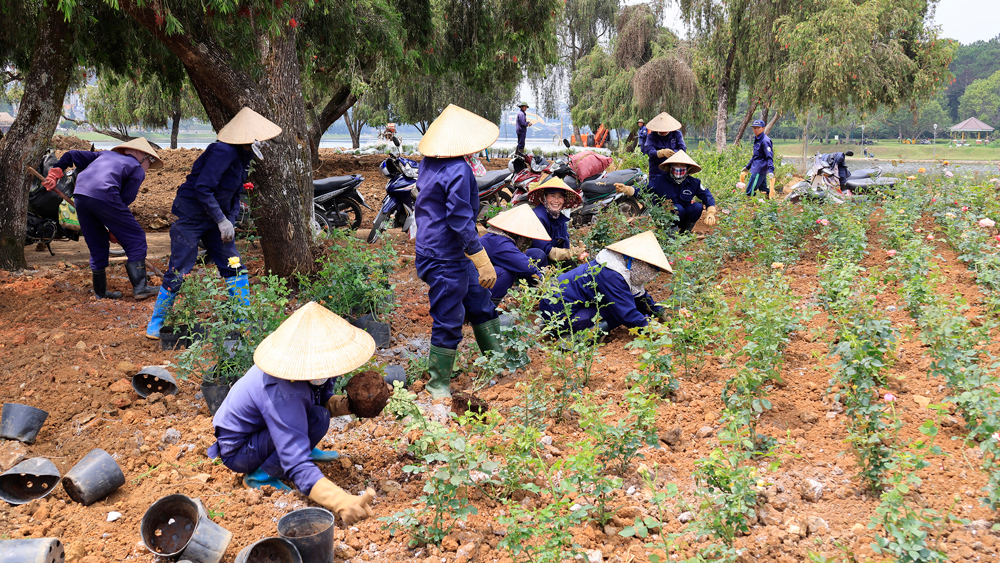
[525,178,584,264]
[481,204,552,305]
[539,231,671,334]
[207,302,382,525]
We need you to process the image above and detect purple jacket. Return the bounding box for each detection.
[516,110,529,136]
[481,233,542,279]
[415,157,483,260]
[643,131,687,177]
[172,142,252,224]
[54,150,146,205]
[212,365,335,494]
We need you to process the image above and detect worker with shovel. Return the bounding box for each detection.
[208,302,378,525]
[42,138,162,300]
[146,108,281,340]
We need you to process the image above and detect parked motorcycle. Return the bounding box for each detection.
[504,153,551,201]
[569,168,647,226]
[24,150,82,253]
[368,137,419,243]
[787,152,898,204]
[313,173,368,231]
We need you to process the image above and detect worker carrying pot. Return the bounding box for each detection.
[480,204,551,304]
[207,302,379,525]
[539,231,671,334]
[642,112,686,200]
[146,107,281,340]
[525,177,585,264]
[42,138,162,300]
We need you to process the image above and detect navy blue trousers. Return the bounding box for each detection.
[746,173,770,197]
[516,131,526,152]
[215,404,330,478]
[675,201,704,233]
[163,214,240,291]
[492,248,548,302]
[74,194,147,271]
[416,256,497,349]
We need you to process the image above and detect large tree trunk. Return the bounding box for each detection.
[801,112,811,173]
[572,125,581,146]
[714,42,738,151]
[170,91,181,149]
[307,86,355,166]
[764,110,781,136]
[0,5,74,270]
[732,98,759,146]
[344,109,362,149]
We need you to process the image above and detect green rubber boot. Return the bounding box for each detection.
[426,346,457,399]
[473,318,529,369]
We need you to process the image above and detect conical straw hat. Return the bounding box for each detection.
[253,302,375,381]
[418,104,499,158]
[525,176,582,208]
[217,107,283,145]
[606,231,672,273]
[487,204,551,241]
[111,137,163,170]
[657,150,701,174]
[646,112,682,133]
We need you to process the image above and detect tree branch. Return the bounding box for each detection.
[2,70,22,86]
[61,115,162,149]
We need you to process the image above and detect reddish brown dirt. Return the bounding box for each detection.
[345,370,391,419]
[2,159,998,562]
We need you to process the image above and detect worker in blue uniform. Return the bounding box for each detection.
[479,204,551,303]
[515,102,532,154]
[208,302,379,524]
[740,119,775,198]
[642,112,686,200]
[525,177,584,264]
[146,107,282,339]
[539,231,671,334]
[43,138,162,300]
[617,151,716,233]
[414,104,504,399]
[635,118,648,152]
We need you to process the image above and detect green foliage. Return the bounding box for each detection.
[576,388,659,474]
[82,72,205,135]
[958,68,1000,127]
[625,324,678,397]
[297,230,397,321]
[945,37,1000,121]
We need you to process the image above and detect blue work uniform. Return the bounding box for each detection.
[539,261,661,332]
[516,110,529,152]
[643,131,687,199]
[480,233,545,302]
[53,150,148,272]
[744,132,774,196]
[528,204,570,256]
[207,365,335,494]
[663,176,715,233]
[414,157,497,349]
[824,152,850,187]
[162,142,252,291]
[636,125,648,150]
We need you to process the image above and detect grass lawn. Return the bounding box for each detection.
[773,140,1000,162]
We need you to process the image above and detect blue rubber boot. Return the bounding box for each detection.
[310,447,341,462]
[225,274,250,306]
[243,468,291,491]
[145,286,178,339]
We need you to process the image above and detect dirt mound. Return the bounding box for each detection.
[50,135,93,151]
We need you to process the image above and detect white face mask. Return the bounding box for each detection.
[309,378,329,386]
[252,141,265,160]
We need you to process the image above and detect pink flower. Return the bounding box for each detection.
[931,198,937,203]
[915,228,923,233]
[684,256,694,262]
[886,249,897,257]
[962,206,968,212]
[816,218,829,226]
[884,393,895,403]
[926,234,934,240]
[979,218,995,228]
[994,432,1000,442]
[944,170,954,178]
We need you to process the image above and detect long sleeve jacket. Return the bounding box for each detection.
[481,233,542,280]
[54,150,145,205]
[516,110,529,136]
[415,157,484,260]
[547,261,661,329]
[172,142,252,224]
[643,131,687,177]
[745,132,775,175]
[668,176,716,207]
[528,204,570,256]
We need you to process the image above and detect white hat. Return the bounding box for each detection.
[417,104,499,158]
[487,204,551,241]
[646,112,682,133]
[658,150,702,174]
[111,138,163,170]
[606,231,672,273]
[217,107,282,145]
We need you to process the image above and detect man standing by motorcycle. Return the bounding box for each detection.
[515,102,532,155]
[824,150,854,189]
[635,118,648,152]
[641,112,686,200]
[526,178,585,264]
[740,119,775,198]
[42,138,162,300]
[146,108,282,339]
[414,104,504,400]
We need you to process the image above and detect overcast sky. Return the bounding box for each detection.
[933,0,999,44]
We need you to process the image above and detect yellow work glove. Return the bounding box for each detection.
[656,148,675,159]
[569,244,587,257]
[739,170,748,184]
[309,478,375,525]
[615,183,635,197]
[704,206,717,227]
[325,396,351,417]
[548,246,573,262]
[767,174,776,193]
[466,249,497,289]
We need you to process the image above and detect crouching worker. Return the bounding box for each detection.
[617,151,716,233]
[525,178,585,264]
[539,231,671,333]
[481,204,551,304]
[207,302,379,524]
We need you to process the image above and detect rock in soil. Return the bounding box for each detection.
[800,478,825,502]
[345,370,391,418]
[451,391,489,416]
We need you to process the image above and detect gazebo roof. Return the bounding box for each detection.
[0,112,14,125]
[950,117,994,132]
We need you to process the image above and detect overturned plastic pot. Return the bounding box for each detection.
[62,448,125,506]
[141,494,232,563]
[0,403,49,444]
[235,537,302,563]
[351,314,391,349]
[0,538,64,563]
[0,457,61,505]
[132,366,179,398]
[277,507,335,563]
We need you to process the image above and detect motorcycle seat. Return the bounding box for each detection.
[314,175,362,195]
[580,169,641,196]
[476,170,509,190]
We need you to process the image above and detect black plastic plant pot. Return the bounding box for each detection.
[132,366,179,398]
[352,314,391,348]
[201,378,231,416]
[141,494,201,558]
[179,516,232,563]
[0,403,49,444]
[277,507,335,563]
[159,326,187,351]
[62,448,125,506]
[235,537,303,563]
[0,457,61,505]
[0,538,65,563]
